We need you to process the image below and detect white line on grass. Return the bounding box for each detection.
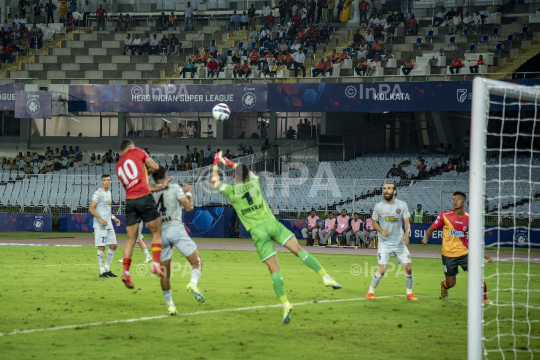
[0,295,398,337]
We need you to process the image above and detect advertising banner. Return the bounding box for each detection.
[68,84,268,113]
[0,213,52,232]
[15,90,52,119]
[0,83,24,110]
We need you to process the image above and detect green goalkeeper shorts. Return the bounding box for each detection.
[250,218,295,262]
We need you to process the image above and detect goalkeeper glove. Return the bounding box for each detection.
[221,157,237,168]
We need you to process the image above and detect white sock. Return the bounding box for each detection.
[406,274,414,295]
[104,249,115,272]
[282,301,290,308]
[162,289,174,307]
[142,249,150,257]
[97,249,105,274]
[369,272,383,294]
[191,268,202,286]
[323,274,332,280]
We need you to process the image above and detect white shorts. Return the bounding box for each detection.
[94,228,117,247]
[377,243,411,265]
[161,226,197,261]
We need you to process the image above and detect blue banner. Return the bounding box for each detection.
[15,90,52,119]
[0,83,24,110]
[60,207,237,238]
[68,84,268,113]
[0,213,52,232]
[267,81,476,112]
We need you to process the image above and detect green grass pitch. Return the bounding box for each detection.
[0,239,538,359]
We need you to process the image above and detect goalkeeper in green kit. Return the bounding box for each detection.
[211,152,342,324]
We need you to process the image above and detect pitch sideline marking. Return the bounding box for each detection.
[0,295,399,337]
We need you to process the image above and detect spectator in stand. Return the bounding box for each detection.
[405,14,417,36]
[159,121,170,138]
[395,9,405,27]
[370,39,384,58]
[449,56,463,74]
[94,154,102,165]
[292,46,306,77]
[228,11,240,31]
[208,39,218,58]
[240,60,253,78]
[247,3,256,29]
[260,25,270,47]
[327,0,335,23]
[249,48,260,69]
[9,159,19,171]
[160,34,169,55]
[59,1,67,19]
[74,146,82,158]
[67,1,77,19]
[82,1,92,26]
[448,12,461,35]
[24,152,33,163]
[122,33,132,55]
[366,56,381,76]
[66,149,77,167]
[402,57,414,75]
[364,29,374,44]
[355,57,367,76]
[469,54,484,73]
[240,11,248,30]
[114,13,124,31]
[461,12,472,31]
[323,57,333,76]
[312,57,326,77]
[338,48,348,63]
[479,6,489,27]
[184,1,193,31]
[96,4,106,31]
[232,61,242,78]
[248,25,258,45]
[381,50,393,68]
[286,126,296,139]
[358,0,370,26]
[130,34,142,55]
[181,59,197,78]
[115,153,120,162]
[156,12,167,31]
[102,151,113,164]
[73,157,84,168]
[168,33,180,56]
[52,148,61,160]
[231,50,241,64]
[198,150,205,168]
[23,162,33,175]
[356,39,368,60]
[45,0,57,24]
[150,33,159,55]
[140,33,150,55]
[436,143,447,154]
[207,57,218,78]
[444,159,455,172]
[456,160,468,174]
[472,11,482,33]
[168,11,177,30]
[429,48,444,67]
[90,153,96,163]
[124,14,132,31]
[352,29,364,44]
[37,158,46,173]
[60,145,69,158]
[366,13,377,30]
[416,160,427,179]
[267,11,276,28]
[433,7,447,27]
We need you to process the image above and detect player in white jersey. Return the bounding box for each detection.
[90,174,121,278]
[151,165,204,316]
[118,222,153,263]
[366,181,417,301]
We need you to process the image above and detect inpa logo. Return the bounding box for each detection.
[26,98,41,116]
[242,92,256,108]
[457,89,468,103]
[514,229,528,246]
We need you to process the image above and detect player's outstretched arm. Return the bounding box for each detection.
[211,151,223,190]
[144,157,160,174]
[149,177,172,192]
[421,226,435,244]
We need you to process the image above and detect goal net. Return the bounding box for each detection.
[470,78,540,360]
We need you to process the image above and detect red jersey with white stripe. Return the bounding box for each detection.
[431,210,469,258]
[116,147,150,199]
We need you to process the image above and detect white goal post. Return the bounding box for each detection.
[469,78,540,360]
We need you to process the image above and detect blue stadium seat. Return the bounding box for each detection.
[427,29,434,43]
[491,27,499,38]
[480,34,489,44]
[414,37,422,50]
[505,34,514,43]
[238,41,244,49]
[460,28,469,38]
[465,43,475,53]
[445,36,456,49]
[519,26,528,38]
[492,43,502,55]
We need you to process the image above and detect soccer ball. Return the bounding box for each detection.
[212,103,231,121]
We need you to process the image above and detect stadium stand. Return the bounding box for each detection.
[2,0,540,83]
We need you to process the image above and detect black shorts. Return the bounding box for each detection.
[125,193,160,227]
[442,254,468,277]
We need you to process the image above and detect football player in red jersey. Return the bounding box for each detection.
[116,140,170,288]
[422,191,493,304]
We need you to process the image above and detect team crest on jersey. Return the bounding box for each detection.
[396,209,401,215]
[463,226,467,231]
